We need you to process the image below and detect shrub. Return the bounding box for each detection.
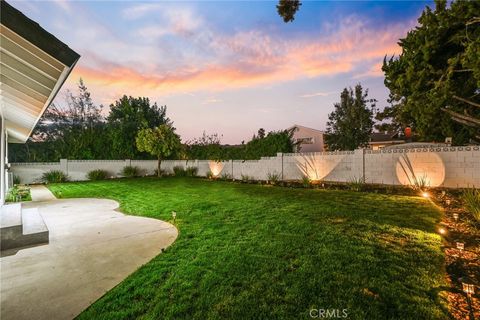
[185,166,198,177]
[347,176,366,191]
[462,188,480,223]
[267,171,281,185]
[121,166,140,178]
[412,174,429,191]
[173,166,187,177]
[13,174,21,185]
[41,170,69,183]
[241,174,252,182]
[87,169,109,181]
[206,170,215,179]
[220,173,232,180]
[6,186,30,202]
[301,175,312,188]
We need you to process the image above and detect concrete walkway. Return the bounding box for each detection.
[29,185,56,201]
[0,198,178,320]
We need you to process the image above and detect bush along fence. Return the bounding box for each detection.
[9,146,480,188]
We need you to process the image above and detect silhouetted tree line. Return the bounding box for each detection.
[9,80,295,162]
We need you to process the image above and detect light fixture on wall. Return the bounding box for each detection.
[461,278,475,296]
[456,242,464,251]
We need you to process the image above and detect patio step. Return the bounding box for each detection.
[1,203,23,249]
[0,204,49,251]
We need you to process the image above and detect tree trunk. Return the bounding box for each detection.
[157,157,162,177]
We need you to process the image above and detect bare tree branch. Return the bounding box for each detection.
[441,107,480,126]
[453,95,480,108]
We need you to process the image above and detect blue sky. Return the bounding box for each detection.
[12,0,432,143]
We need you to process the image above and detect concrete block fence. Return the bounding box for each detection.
[10,146,480,188]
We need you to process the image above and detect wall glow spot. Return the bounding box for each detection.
[396,153,445,187]
[208,161,224,177]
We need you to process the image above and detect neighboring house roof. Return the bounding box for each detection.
[369,132,405,145]
[288,124,325,134]
[0,0,80,143]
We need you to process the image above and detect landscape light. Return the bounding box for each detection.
[172,211,177,221]
[441,191,446,197]
[446,199,451,206]
[438,227,446,235]
[453,213,459,221]
[422,192,430,198]
[462,279,475,296]
[456,242,464,251]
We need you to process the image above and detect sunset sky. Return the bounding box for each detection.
[12,0,432,143]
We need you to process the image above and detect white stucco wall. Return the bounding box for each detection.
[10,146,480,188]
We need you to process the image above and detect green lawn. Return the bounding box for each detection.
[49,177,448,320]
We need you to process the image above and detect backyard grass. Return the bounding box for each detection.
[49,177,448,319]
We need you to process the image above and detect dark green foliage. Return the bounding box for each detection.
[120,166,140,178]
[11,79,108,162]
[49,178,447,319]
[276,0,302,23]
[379,0,480,144]
[87,169,109,181]
[186,129,295,160]
[41,170,69,183]
[173,166,187,177]
[243,129,295,159]
[326,84,376,150]
[108,96,171,159]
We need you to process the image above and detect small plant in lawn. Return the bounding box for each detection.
[347,176,366,191]
[185,167,198,177]
[42,170,69,183]
[121,166,140,178]
[267,171,281,185]
[301,175,312,188]
[87,169,109,181]
[173,166,187,177]
[462,188,480,224]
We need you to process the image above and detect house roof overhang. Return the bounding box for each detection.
[0,0,80,143]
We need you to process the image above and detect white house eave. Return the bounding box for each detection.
[0,24,79,143]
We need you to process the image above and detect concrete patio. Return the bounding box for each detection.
[0,194,178,320]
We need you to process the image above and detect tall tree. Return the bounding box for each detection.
[276,0,302,23]
[11,79,108,161]
[326,84,376,151]
[379,0,480,144]
[107,96,170,159]
[136,125,181,177]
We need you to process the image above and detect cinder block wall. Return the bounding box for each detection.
[10,146,480,188]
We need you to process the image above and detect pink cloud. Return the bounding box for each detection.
[67,15,408,101]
